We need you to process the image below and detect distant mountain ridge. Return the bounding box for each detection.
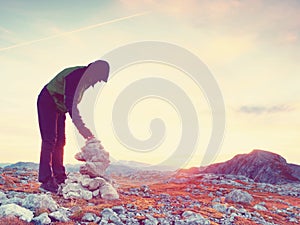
[4,162,39,170]
[2,160,174,175]
[196,149,300,184]
[3,149,299,185]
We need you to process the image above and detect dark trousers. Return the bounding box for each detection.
[37,87,67,183]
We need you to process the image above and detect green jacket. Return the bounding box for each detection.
[46,66,84,113]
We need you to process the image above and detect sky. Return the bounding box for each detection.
[0,0,299,169]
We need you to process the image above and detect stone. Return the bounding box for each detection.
[75,139,110,178]
[0,175,5,185]
[225,189,253,204]
[112,206,126,215]
[49,210,69,222]
[65,172,83,183]
[1,196,24,206]
[87,177,106,191]
[99,183,119,200]
[80,161,108,178]
[212,203,227,213]
[254,204,267,211]
[81,189,93,200]
[0,203,34,222]
[62,182,92,200]
[80,176,93,187]
[0,191,7,203]
[93,189,100,197]
[32,212,51,225]
[75,140,109,162]
[181,210,211,224]
[82,212,98,222]
[63,182,82,193]
[229,213,237,223]
[182,210,198,218]
[22,194,58,212]
[101,208,116,219]
[109,214,123,224]
[63,191,81,199]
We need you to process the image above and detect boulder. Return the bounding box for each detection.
[99,182,119,200]
[0,203,33,222]
[32,212,51,225]
[22,194,58,212]
[225,189,253,204]
[0,191,7,204]
[80,161,108,178]
[49,210,69,222]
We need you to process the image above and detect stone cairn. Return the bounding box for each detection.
[61,139,119,201]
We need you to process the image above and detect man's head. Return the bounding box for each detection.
[84,60,110,87]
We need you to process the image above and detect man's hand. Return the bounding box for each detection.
[86,136,95,141]
[86,136,101,145]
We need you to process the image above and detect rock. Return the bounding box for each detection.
[112,206,126,215]
[62,182,92,200]
[145,214,158,225]
[229,213,237,223]
[32,212,51,225]
[62,182,82,193]
[80,176,93,187]
[81,189,93,200]
[75,140,109,162]
[92,189,100,197]
[63,191,81,199]
[80,161,108,178]
[0,175,5,185]
[22,194,58,212]
[101,208,115,217]
[1,196,24,206]
[62,172,116,200]
[182,210,197,218]
[0,191,7,203]
[99,182,119,200]
[181,211,210,224]
[87,177,106,191]
[76,139,110,178]
[64,139,119,201]
[200,149,300,184]
[65,172,82,183]
[212,203,227,213]
[225,189,253,204]
[254,204,267,211]
[109,214,123,224]
[289,217,298,223]
[0,203,34,222]
[49,210,69,222]
[82,212,98,222]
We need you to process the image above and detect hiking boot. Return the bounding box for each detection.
[55,178,66,185]
[39,178,58,193]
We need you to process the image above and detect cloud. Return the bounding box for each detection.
[0,11,150,52]
[239,105,293,115]
[0,26,11,34]
[119,0,300,44]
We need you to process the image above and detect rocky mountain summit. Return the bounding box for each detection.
[182,149,300,185]
[0,149,299,224]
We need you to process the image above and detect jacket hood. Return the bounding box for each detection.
[85,60,110,82]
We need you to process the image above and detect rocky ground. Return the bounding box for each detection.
[0,166,299,225]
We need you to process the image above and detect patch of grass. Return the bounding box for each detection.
[0,216,32,225]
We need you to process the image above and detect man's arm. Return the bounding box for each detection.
[65,68,94,139]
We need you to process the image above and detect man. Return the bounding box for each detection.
[37,60,110,193]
